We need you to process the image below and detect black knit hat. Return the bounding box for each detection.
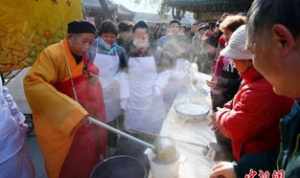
[133,21,148,32]
[67,20,96,34]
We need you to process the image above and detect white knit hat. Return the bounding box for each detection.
[220,25,254,60]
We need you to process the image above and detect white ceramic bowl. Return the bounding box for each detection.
[174,103,210,122]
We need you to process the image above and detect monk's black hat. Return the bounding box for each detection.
[67,20,96,34]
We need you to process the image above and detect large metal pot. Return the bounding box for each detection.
[90,155,147,178]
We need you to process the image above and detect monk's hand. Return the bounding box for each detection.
[82,116,90,123]
[79,116,91,128]
[71,116,90,135]
[210,162,237,178]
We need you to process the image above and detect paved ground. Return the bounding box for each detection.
[26,136,47,178]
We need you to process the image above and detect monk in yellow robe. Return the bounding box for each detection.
[24,21,107,178]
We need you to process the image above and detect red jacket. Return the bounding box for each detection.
[215,67,293,161]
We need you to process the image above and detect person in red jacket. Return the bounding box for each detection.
[212,25,293,161]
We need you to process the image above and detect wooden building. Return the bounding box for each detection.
[162,0,253,21]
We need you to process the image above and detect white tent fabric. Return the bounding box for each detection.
[0,77,34,178]
[6,68,32,114]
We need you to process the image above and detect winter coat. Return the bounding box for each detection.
[234,102,300,178]
[216,67,293,160]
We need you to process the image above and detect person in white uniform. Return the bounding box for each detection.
[93,20,128,124]
[117,21,167,170]
[0,77,35,178]
[120,21,166,135]
[92,20,128,152]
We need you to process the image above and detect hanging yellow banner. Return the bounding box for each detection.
[0,0,83,72]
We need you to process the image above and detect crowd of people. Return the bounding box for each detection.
[1,0,300,177]
[210,0,300,177]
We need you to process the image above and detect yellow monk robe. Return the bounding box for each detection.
[24,39,88,178]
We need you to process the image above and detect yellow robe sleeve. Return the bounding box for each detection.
[24,45,88,136]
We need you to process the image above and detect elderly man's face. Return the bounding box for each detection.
[248,26,300,97]
[68,33,95,56]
